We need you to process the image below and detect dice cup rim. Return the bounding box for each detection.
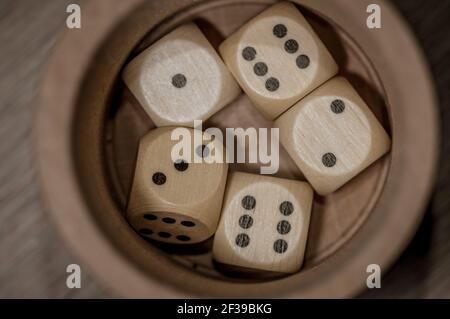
[35,0,439,297]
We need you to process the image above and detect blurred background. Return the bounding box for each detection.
[0,0,449,298]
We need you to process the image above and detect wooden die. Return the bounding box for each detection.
[213,172,313,273]
[275,77,391,195]
[127,127,228,244]
[219,2,338,120]
[123,23,241,127]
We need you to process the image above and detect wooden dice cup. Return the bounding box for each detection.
[35,0,439,298]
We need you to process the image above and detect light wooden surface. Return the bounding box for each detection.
[0,0,449,298]
[213,172,313,273]
[123,23,241,127]
[219,1,338,120]
[275,77,391,195]
[127,127,228,244]
[0,0,108,298]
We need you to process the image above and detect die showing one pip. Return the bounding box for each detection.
[123,23,241,127]
[275,77,391,196]
[219,1,338,120]
[213,172,313,273]
[127,127,228,244]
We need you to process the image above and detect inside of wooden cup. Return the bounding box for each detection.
[102,1,391,282]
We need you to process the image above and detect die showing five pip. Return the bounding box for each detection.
[219,1,338,120]
[122,1,391,274]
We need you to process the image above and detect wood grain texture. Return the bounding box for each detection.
[127,127,228,244]
[275,77,391,195]
[219,1,338,120]
[0,0,108,298]
[213,171,313,273]
[123,23,241,127]
[0,0,448,298]
[360,0,450,298]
